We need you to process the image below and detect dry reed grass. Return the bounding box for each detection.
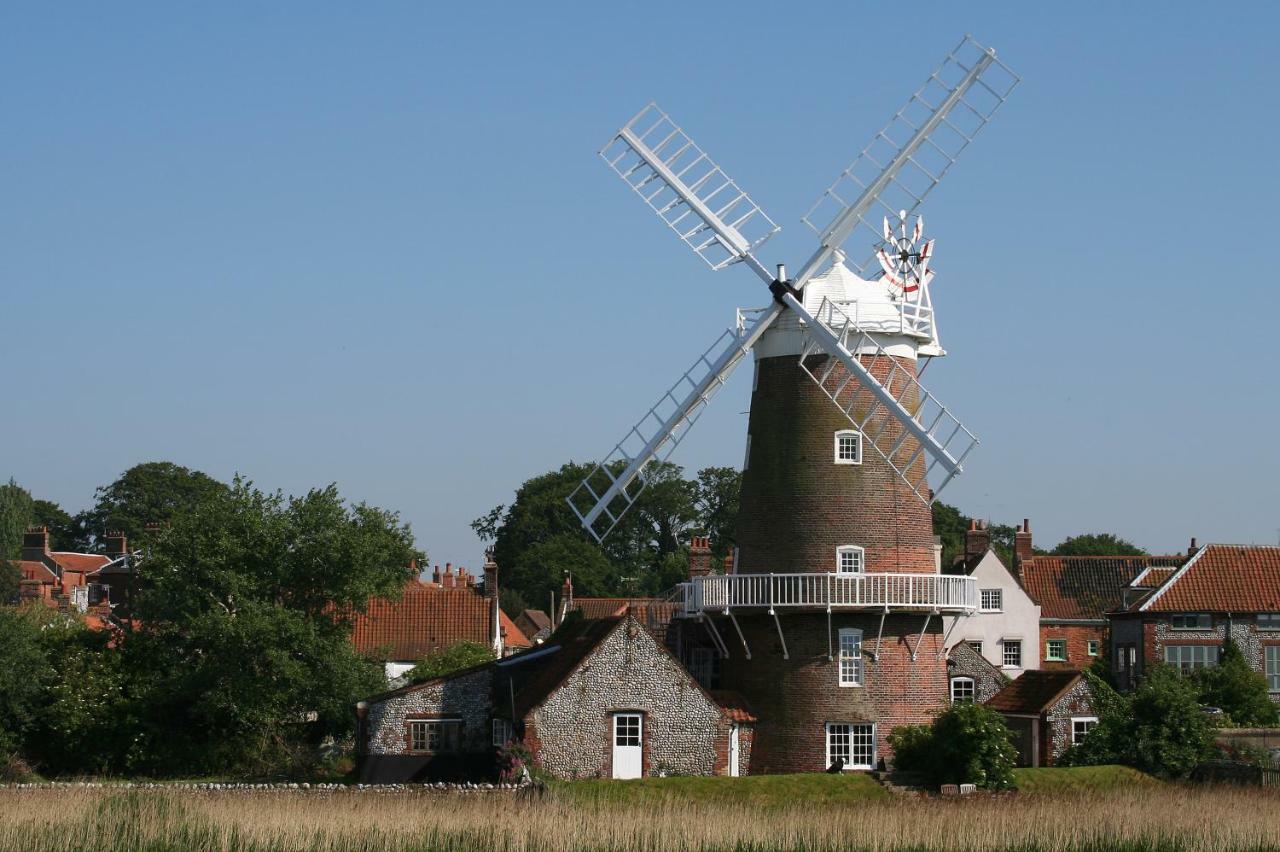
[0,784,1277,851]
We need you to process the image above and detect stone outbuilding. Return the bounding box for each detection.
[946,640,1008,704]
[355,614,755,782]
[984,669,1096,767]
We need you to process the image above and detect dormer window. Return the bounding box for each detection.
[836,545,865,574]
[834,430,862,465]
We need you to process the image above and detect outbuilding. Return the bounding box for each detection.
[984,669,1096,767]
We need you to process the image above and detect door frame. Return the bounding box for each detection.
[611,712,643,779]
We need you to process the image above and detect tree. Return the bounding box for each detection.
[1051,533,1145,556]
[0,606,51,756]
[122,477,420,776]
[0,479,34,560]
[30,499,78,552]
[75,461,229,549]
[693,467,740,561]
[406,641,495,684]
[1193,639,1279,727]
[888,702,1018,789]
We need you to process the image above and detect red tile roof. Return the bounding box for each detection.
[498,610,531,649]
[568,598,680,643]
[50,552,112,573]
[351,579,500,662]
[710,690,758,723]
[17,560,57,583]
[1138,545,1280,613]
[985,670,1084,715]
[1020,555,1184,620]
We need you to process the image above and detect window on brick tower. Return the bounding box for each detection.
[1002,640,1022,669]
[1046,639,1066,662]
[826,722,875,770]
[834,430,862,465]
[950,677,975,704]
[836,545,865,574]
[838,628,863,687]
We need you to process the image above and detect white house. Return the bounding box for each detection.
[942,522,1040,682]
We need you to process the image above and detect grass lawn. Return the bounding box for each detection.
[1012,765,1160,793]
[552,771,888,808]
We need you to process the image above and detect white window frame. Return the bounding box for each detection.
[1257,614,1280,631]
[492,718,512,747]
[838,628,863,687]
[1267,646,1280,693]
[1164,644,1219,673]
[1002,639,1022,669]
[836,545,865,575]
[1087,640,1100,657]
[1071,716,1098,745]
[1170,613,1212,630]
[950,677,975,704]
[1045,639,1067,662]
[825,722,876,770]
[980,589,1003,612]
[834,430,862,465]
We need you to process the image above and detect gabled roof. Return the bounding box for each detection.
[519,609,551,632]
[710,690,758,723]
[567,597,680,643]
[1136,545,1280,613]
[1020,555,1183,621]
[985,670,1084,715]
[501,617,624,719]
[50,552,112,573]
[16,560,57,583]
[351,579,499,662]
[499,609,531,649]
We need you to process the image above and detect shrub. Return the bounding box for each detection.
[1192,638,1279,727]
[888,702,1017,790]
[406,641,495,684]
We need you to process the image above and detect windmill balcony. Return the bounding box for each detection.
[675,572,977,618]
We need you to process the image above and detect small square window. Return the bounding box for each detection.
[1258,614,1280,631]
[836,546,865,574]
[834,431,862,465]
[1071,717,1098,745]
[966,640,982,655]
[1046,640,1067,662]
[950,677,975,704]
[1087,640,1099,657]
[1170,613,1212,630]
[1002,640,1022,669]
[980,589,1003,612]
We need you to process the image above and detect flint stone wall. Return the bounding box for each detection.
[1044,677,1094,764]
[364,668,492,756]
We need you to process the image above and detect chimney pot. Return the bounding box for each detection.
[964,520,990,561]
[688,535,712,579]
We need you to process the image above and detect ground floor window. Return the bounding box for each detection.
[950,677,975,703]
[408,719,461,753]
[492,718,512,747]
[1071,716,1098,745]
[1267,646,1280,693]
[1165,644,1219,673]
[826,723,875,770]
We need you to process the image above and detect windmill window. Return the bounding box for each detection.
[836,545,865,574]
[834,430,862,465]
[826,723,875,770]
[838,628,863,687]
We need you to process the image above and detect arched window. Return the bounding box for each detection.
[836,545,865,574]
[950,677,975,704]
[834,430,862,465]
[838,628,863,686]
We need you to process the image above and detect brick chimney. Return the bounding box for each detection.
[482,548,498,599]
[1014,519,1033,564]
[964,520,990,561]
[723,553,735,575]
[1187,537,1199,558]
[21,526,50,561]
[431,564,442,585]
[104,531,128,560]
[688,535,712,579]
[442,563,455,589]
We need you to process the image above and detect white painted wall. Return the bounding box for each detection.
[943,550,1041,679]
[385,661,415,683]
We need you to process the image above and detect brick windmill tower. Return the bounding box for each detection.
[568,37,1018,773]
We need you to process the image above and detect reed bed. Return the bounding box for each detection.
[1,784,1277,851]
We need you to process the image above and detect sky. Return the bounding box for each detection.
[3,2,1279,569]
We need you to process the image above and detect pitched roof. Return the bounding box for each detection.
[985,670,1084,715]
[500,617,624,719]
[1137,545,1280,613]
[568,597,680,644]
[50,552,112,573]
[519,609,551,632]
[350,579,496,661]
[1020,555,1183,620]
[498,609,531,649]
[16,560,57,583]
[709,690,758,723]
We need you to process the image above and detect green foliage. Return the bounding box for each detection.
[888,702,1018,790]
[1051,533,1146,556]
[692,467,740,561]
[498,587,530,620]
[1011,765,1159,793]
[0,480,34,593]
[406,641,495,684]
[0,606,52,754]
[1192,638,1278,727]
[74,461,229,548]
[931,502,1028,568]
[30,500,78,551]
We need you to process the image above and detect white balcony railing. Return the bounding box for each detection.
[676,573,976,617]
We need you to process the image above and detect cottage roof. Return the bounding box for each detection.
[984,670,1084,715]
[709,690,758,723]
[51,552,112,573]
[350,578,529,662]
[1020,555,1183,621]
[519,609,551,632]
[566,597,680,643]
[500,617,623,719]
[1132,545,1280,614]
[16,560,57,583]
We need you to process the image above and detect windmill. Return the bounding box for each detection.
[568,36,1019,545]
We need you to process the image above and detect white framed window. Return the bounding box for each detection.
[1087,640,1100,657]
[1258,614,1280,631]
[836,545,865,574]
[614,713,641,747]
[492,718,512,747]
[743,434,752,471]
[980,589,1003,612]
[1170,613,1212,630]
[838,628,863,687]
[1071,717,1098,745]
[1164,644,1219,673]
[834,430,862,465]
[1267,646,1280,693]
[1002,639,1022,669]
[1046,639,1067,662]
[408,719,460,754]
[950,677,975,704]
[826,722,875,770]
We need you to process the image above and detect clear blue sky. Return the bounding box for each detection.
[3,2,1278,569]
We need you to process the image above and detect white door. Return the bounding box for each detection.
[612,713,642,779]
[728,724,740,777]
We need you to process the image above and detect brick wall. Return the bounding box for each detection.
[1039,622,1105,671]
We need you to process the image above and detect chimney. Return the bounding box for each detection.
[457,566,468,585]
[688,536,712,579]
[482,548,498,599]
[964,520,990,561]
[442,563,455,589]
[1188,537,1199,558]
[21,526,50,561]
[431,564,442,585]
[1014,519,1034,566]
[562,573,573,607]
[104,531,128,560]
[722,554,735,575]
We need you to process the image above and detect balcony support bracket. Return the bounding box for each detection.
[910,610,936,662]
[769,608,789,660]
[936,610,965,661]
[726,609,751,660]
[826,605,834,661]
[702,614,730,659]
[873,607,889,661]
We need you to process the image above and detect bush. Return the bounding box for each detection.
[406,640,495,684]
[1192,639,1279,727]
[888,702,1018,790]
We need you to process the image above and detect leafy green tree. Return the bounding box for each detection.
[74,461,229,549]
[931,501,970,568]
[888,702,1018,789]
[519,534,616,605]
[0,606,51,755]
[407,641,495,684]
[499,587,530,620]
[0,478,34,560]
[1051,533,1146,556]
[1193,639,1279,726]
[693,466,740,560]
[122,477,419,776]
[30,499,78,552]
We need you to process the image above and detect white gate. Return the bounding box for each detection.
[612,713,642,779]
